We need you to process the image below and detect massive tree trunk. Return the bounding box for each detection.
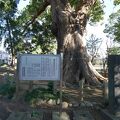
[50,0,107,85]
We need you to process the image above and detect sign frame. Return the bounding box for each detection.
[15,53,63,114]
[18,54,61,81]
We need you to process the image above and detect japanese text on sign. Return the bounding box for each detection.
[19,54,61,81]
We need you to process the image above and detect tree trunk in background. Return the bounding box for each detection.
[50,0,106,85]
[6,17,15,66]
[11,54,15,66]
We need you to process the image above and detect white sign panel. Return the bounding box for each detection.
[19,54,61,81]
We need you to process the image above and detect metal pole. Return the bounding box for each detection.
[79,78,85,101]
[60,52,63,116]
[15,53,20,100]
[103,80,108,103]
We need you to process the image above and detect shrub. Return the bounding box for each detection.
[24,82,60,104]
[0,79,16,99]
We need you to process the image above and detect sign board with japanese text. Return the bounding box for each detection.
[18,54,61,81]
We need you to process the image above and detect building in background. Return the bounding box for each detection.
[0,51,10,64]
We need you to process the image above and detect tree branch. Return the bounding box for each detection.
[76,0,97,12]
[22,0,50,34]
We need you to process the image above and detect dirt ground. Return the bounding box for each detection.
[0,65,106,120]
[0,87,105,120]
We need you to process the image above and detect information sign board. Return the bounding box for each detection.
[18,54,61,81]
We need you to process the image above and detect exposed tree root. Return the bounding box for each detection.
[88,61,108,81]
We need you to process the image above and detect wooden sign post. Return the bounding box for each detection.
[16,54,62,111]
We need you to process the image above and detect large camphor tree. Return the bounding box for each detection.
[22,0,108,85]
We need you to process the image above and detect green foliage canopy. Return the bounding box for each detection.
[0,0,106,57]
[104,0,120,42]
[107,46,120,55]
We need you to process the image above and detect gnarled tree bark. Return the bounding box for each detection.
[50,0,107,85]
[24,0,107,85]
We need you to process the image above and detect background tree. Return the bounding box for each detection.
[107,46,120,55]
[103,0,120,74]
[104,0,120,42]
[86,34,102,63]
[0,0,56,66]
[26,9,56,54]
[16,5,56,54]
[0,0,20,66]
